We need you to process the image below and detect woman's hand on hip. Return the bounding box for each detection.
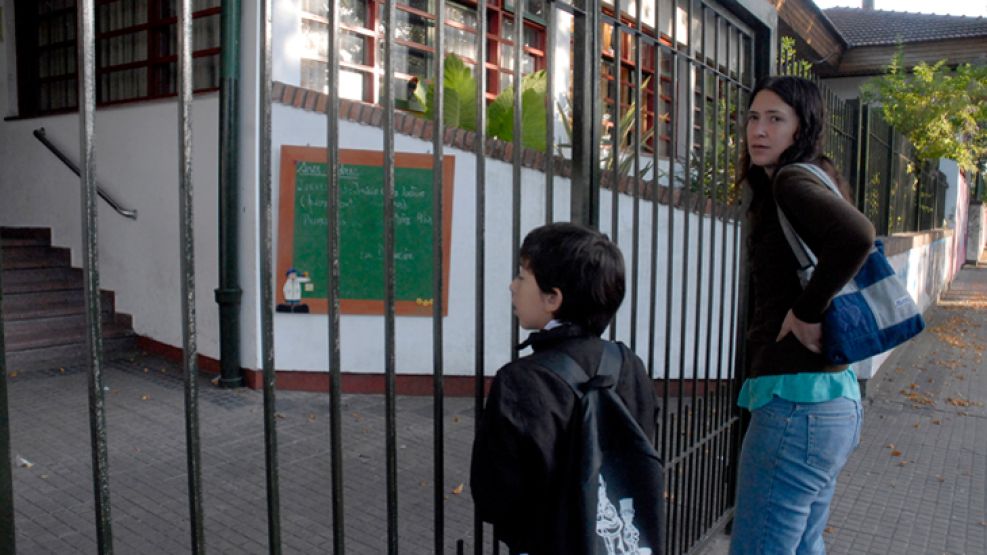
[776,309,822,354]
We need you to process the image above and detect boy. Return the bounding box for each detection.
[470,223,658,555]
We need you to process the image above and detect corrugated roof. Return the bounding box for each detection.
[823,7,987,47]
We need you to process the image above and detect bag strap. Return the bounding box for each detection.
[537,342,624,399]
[774,163,842,274]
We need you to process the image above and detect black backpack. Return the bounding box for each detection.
[538,341,665,555]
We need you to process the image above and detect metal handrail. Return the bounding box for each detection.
[32,127,138,220]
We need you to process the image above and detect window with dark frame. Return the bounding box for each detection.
[299,0,547,108]
[601,20,661,154]
[15,0,222,117]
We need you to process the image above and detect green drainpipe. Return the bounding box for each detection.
[215,0,243,388]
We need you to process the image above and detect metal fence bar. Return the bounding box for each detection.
[880,123,895,235]
[259,0,283,551]
[688,1,708,543]
[0,230,14,555]
[432,0,447,551]
[676,0,698,549]
[571,0,601,226]
[77,0,114,551]
[324,0,345,550]
[701,10,720,533]
[510,0,524,359]
[855,105,871,214]
[177,1,205,552]
[712,21,732,527]
[663,2,681,550]
[381,0,400,550]
[628,0,643,353]
[646,31,662,383]
[472,0,489,552]
[545,4,556,224]
[610,2,623,315]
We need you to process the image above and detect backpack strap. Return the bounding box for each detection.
[536,342,624,399]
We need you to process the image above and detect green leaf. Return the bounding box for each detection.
[422,54,478,132]
[486,70,549,152]
[863,47,987,171]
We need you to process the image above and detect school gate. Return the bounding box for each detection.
[0,0,770,553]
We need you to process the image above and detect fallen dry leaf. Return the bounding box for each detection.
[947,398,971,407]
[451,483,464,495]
[890,450,902,457]
[307,413,317,423]
[886,443,895,449]
[900,389,935,406]
[932,419,942,425]
[824,527,834,534]
[140,393,151,401]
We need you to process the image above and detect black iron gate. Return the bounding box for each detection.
[0,0,759,553]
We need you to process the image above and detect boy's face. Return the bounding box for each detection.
[510,264,561,330]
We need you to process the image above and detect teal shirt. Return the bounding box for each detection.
[737,368,861,411]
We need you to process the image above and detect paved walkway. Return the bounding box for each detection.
[6,263,987,554]
[699,261,987,555]
[6,356,487,553]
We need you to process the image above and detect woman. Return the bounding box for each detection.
[730,76,874,554]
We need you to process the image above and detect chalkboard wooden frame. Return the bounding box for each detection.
[276,146,454,316]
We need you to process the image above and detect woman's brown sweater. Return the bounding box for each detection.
[746,164,875,377]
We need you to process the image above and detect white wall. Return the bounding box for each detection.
[968,203,987,263]
[821,76,872,101]
[0,96,226,361]
[269,101,743,379]
[0,0,757,381]
[854,233,956,380]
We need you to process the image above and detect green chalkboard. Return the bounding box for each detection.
[277,146,454,316]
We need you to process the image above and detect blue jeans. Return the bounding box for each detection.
[730,396,862,555]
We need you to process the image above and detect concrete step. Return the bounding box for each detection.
[4,311,130,349]
[2,267,83,294]
[0,227,51,248]
[1,227,138,372]
[4,314,133,353]
[4,333,138,373]
[2,288,116,321]
[1,246,71,270]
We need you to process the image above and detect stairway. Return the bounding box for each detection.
[1,227,136,371]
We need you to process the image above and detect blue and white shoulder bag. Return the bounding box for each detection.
[776,163,925,365]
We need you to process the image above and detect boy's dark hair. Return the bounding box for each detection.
[519,222,625,335]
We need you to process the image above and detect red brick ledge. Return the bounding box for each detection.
[137,336,492,396]
[272,81,743,221]
[881,228,953,258]
[136,336,722,397]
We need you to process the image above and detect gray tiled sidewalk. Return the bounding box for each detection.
[699,263,987,555]
[8,265,987,555]
[6,355,489,553]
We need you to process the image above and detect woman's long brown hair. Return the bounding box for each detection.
[737,75,852,201]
